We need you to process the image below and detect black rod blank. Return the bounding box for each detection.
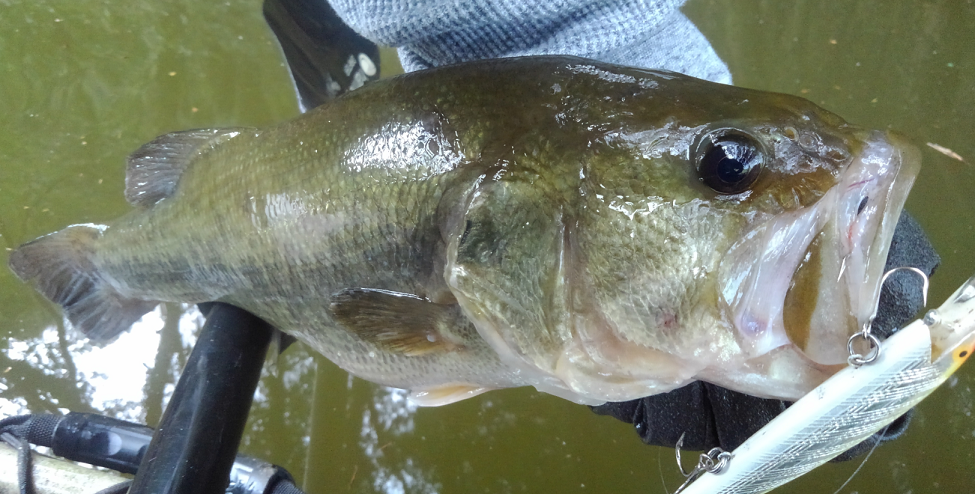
[129,303,273,494]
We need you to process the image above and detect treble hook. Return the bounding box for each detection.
[675,433,691,476]
[880,266,930,307]
[673,433,733,493]
[848,266,931,367]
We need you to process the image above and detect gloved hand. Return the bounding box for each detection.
[328,0,732,84]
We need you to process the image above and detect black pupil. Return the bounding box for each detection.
[717,155,747,183]
[700,135,762,194]
[710,141,756,183]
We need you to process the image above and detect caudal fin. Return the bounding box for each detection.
[8,224,158,344]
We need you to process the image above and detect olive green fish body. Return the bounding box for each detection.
[9,57,920,405]
[93,87,524,397]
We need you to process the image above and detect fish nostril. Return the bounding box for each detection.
[856,196,869,215]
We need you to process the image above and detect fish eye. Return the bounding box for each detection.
[697,131,765,194]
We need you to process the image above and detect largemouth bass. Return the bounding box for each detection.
[8,56,919,406]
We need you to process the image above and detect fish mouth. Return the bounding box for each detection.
[721,130,920,365]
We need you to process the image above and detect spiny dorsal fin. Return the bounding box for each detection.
[330,288,471,356]
[124,128,250,207]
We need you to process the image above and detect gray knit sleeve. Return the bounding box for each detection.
[328,0,732,84]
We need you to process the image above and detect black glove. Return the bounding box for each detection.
[591,211,939,460]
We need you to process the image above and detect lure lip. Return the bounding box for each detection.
[929,274,975,375]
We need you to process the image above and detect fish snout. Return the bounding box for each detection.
[787,130,921,365]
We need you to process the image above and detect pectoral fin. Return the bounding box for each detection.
[330,288,473,356]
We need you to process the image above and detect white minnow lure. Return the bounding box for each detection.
[678,273,975,494]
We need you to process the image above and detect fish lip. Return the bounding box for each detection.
[801,130,919,365]
[837,131,920,327]
[719,130,920,363]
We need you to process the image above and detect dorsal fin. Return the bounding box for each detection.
[124,128,250,207]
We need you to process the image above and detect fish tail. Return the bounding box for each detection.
[8,224,158,344]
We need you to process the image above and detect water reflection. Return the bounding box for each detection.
[0,303,203,425]
[0,290,453,493]
[240,342,445,493]
[0,320,86,418]
[361,388,439,494]
[66,311,161,421]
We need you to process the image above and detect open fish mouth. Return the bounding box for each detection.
[721,130,921,366]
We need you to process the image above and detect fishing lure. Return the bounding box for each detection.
[675,271,975,493]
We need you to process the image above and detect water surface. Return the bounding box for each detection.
[0,1,972,492]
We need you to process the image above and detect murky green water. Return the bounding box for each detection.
[1,1,972,492]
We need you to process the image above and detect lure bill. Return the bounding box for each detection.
[677,273,975,494]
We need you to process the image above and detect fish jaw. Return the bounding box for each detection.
[836,132,921,329]
[720,130,920,368]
